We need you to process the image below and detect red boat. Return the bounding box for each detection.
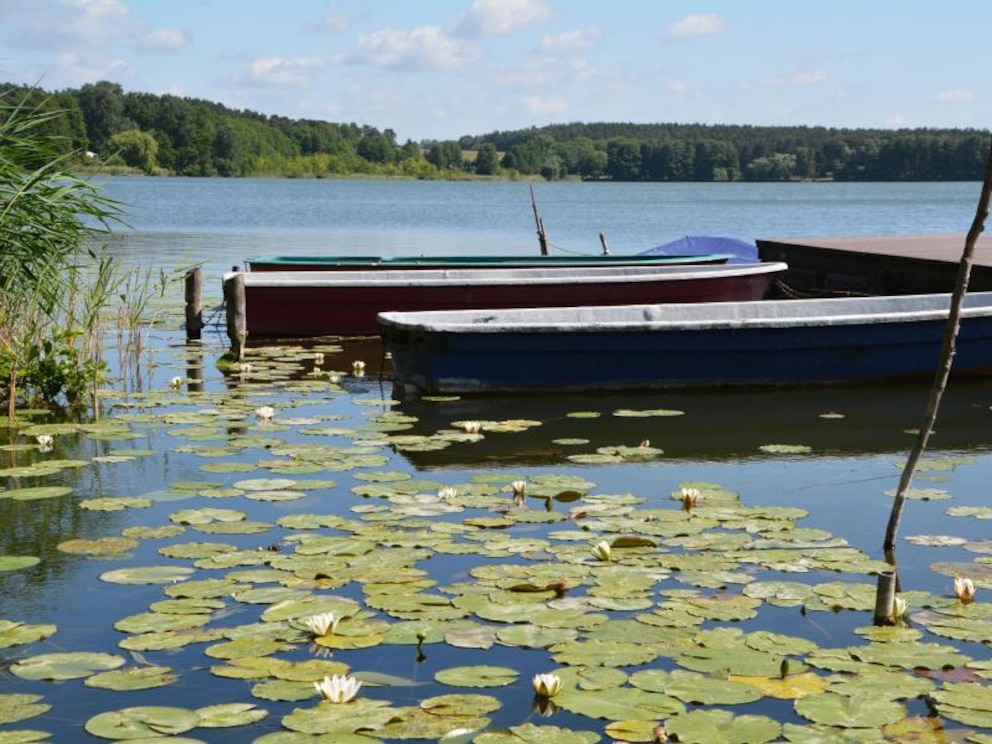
[223,262,788,338]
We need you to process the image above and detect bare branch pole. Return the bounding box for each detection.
[530,185,549,256]
[883,136,992,550]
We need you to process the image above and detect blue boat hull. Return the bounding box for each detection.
[381,293,992,394]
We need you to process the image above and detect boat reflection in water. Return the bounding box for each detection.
[388,381,992,471]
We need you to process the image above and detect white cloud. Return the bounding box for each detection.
[138,27,188,51]
[522,96,567,116]
[767,70,827,87]
[667,81,686,95]
[60,0,128,19]
[663,13,725,41]
[454,0,553,37]
[343,26,478,70]
[540,27,603,52]
[936,88,974,102]
[241,57,324,88]
[55,50,131,85]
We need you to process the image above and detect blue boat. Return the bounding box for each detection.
[380,292,992,395]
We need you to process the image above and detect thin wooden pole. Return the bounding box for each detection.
[530,185,549,255]
[599,233,610,255]
[184,267,203,341]
[883,135,992,550]
[223,272,247,362]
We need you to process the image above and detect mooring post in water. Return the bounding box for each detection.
[873,569,898,625]
[530,185,549,255]
[185,267,204,341]
[599,233,610,255]
[223,272,247,361]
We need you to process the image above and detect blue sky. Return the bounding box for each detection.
[0,0,988,143]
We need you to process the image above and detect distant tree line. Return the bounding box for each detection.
[3,81,989,181]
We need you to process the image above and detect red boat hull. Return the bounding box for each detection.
[230,263,787,337]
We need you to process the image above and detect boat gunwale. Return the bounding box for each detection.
[226,261,788,289]
[378,291,992,334]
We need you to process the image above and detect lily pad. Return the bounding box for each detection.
[11,652,126,681]
[434,666,519,688]
[84,706,201,739]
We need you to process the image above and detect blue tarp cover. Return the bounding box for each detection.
[640,235,758,264]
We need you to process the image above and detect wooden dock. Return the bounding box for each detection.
[757,233,992,296]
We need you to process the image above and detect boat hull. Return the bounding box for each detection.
[246,253,730,271]
[229,262,786,337]
[380,292,992,394]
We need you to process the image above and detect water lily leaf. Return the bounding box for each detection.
[170,507,246,525]
[663,670,764,705]
[730,672,828,700]
[375,710,490,741]
[57,537,139,556]
[11,652,125,680]
[883,487,951,501]
[195,702,268,727]
[421,694,501,717]
[84,705,200,739]
[0,694,50,725]
[759,443,812,454]
[79,497,152,511]
[551,639,662,668]
[0,621,56,649]
[666,709,781,743]
[280,698,396,734]
[199,461,258,473]
[233,477,298,491]
[99,566,195,585]
[434,665,518,688]
[496,624,578,649]
[794,692,906,728]
[612,408,684,417]
[7,486,72,501]
[929,681,992,727]
[556,686,684,720]
[0,555,40,572]
[473,722,601,743]
[603,719,659,743]
[444,625,497,650]
[84,666,178,691]
[847,640,971,671]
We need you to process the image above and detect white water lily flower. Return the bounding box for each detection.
[255,405,275,422]
[591,540,612,562]
[352,360,366,375]
[169,376,183,389]
[35,434,54,452]
[304,612,339,637]
[892,595,908,619]
[510,479,526,496]
[955,576,977,604]
[314,352,324,364]
[238,361,252,373]
[438,486,457,501]
[532,672,563,698]
[314,673,361,703]
[462,420,482,434]
[680,487,700,509]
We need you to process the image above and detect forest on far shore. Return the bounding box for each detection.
[4,80,989,182]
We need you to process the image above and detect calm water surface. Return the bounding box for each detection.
[3,178,992,741]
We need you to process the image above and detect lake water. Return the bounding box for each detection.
[4,178,992,742]
[97,178,983,278]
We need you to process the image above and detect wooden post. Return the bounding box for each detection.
[185,268,203,341]
[599,233,610,255]
[530,185,549,255]
[223,272,247,361]
[873,570,897,625]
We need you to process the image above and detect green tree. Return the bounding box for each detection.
[474,142,500,175]
[75,81,125,155]
[107,128,159,172]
